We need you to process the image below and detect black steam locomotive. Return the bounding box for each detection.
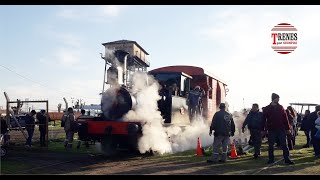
[77,49,193,156]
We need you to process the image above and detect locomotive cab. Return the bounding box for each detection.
[149,71,193,124]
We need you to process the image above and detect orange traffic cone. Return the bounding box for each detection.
[196,137,203,156]
[229,142,240,159]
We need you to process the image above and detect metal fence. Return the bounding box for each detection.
[7,121,66,148]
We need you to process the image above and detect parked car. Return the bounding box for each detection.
[9,114,27,130]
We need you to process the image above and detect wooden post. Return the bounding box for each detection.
[6,100,9,126]
[4,92,10,125]
[46,100,49,148]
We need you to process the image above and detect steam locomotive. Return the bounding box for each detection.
[77,41,228,156]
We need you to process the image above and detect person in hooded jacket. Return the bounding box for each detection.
[242,103,264,159]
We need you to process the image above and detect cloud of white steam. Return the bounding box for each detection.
[123,72,172,154]
[230,110,250,143]
[104,48,120,66]
[122,72,215,154]
[102,69,250,154]
[167,121,213,153]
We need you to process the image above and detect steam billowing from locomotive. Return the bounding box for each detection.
[123,72,173,154]
[99,48,245,155]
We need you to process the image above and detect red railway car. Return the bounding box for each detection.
[149,65,228,122]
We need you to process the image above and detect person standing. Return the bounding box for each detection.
[38,110,47,147]
[76,109,86,149]
[242,103,264,159]
[262,93,294,165]
[300,110,311,148]
[207,103,235,163]
[63,107,77,149]
[25,110,37,148]
[285,106,297,150]
[188,86,201,122]
[308,105,320,158]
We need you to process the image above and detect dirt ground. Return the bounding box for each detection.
[2,146,320,175]
[2,131,320,175]
[2,150,209,175]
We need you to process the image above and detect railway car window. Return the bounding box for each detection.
[181,76,190,97]
[152,73,191,97]
[183,77,190,97]
[180,76,185,96]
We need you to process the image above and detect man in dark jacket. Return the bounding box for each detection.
[188,86,205,122]
[262,93,294,165]
[300,110,311,148]
[75,109,86,149]
[1,116,8,135]
[207,103,235,163]
[38,110,47,147]
[308,105,320,158]
[242,103,264,159]
[25,110,37,147]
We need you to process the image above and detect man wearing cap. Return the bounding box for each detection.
[207,103,235,163]
[262,93,294,165]
[25,110,37,148]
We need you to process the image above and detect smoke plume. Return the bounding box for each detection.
[166,120,212,153]
[230,110,250,143]
[123,72,172,154]
[102,65,248,154]
[101,48,124,118]
[123,72,214,154]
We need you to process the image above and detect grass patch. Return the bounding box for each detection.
[147,130,320,174]
[1,138,100,174]
[0,161,33,174]
[1,130,319,175]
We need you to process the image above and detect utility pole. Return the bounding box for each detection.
[243,98,245,111]
[101,53,107,95]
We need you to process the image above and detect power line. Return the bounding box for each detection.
[0,64,100,101]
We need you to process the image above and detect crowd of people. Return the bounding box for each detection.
[207,93,320,164]
[1,89,319,163]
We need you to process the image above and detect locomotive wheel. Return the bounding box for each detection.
[127,123,139,153]
[101,135,117,157]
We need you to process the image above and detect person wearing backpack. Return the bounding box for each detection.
[63,107,77,149]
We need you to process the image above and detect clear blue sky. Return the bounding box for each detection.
[1,5,319,112]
